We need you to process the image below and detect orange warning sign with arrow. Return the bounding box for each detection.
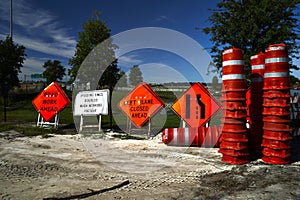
[171,82,221,127]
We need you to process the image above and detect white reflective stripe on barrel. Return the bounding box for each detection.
[264,72,289,78]
[173,128,178,144]
[185,128,189,146]
[251,77,264,82]
[222,74,245,80]
[165,128,168,141]
[251,64,265,70]
[251,55,258,59]
[265,57,288,64]
[268,46,286,51]
[222,60,244,67]
[223,49,233,54]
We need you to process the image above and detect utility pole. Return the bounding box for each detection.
[10,0,13,39]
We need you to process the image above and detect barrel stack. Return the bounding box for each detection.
[249,52,265,158]
[219,47,250,164]
[262,43,292,164]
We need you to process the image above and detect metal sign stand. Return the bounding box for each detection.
[127,116,132,135]
[147,118,151,139]
[79,114,102,132]
[37,112,59,128]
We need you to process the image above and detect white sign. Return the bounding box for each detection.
[74,90,109,116]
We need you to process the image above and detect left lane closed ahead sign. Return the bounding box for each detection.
[118,82,166,128]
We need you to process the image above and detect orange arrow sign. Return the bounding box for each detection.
[171,82,221,127]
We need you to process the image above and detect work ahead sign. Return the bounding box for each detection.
[73,89,109,116]
[32,82,70,122]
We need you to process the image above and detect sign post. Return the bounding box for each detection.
[171,82,221,128]
[32,82,70,128]
[73,89,109,132]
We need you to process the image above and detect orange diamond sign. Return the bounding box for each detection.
[32,82,70,122]
[118,82,166,128]
[171,82,221,127]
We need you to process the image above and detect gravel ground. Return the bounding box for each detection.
[0,130,300,200]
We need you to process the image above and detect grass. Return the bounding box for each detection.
[4,87,299,139]
[0,88,185,136]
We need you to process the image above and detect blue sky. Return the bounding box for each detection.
[0,0,299,83]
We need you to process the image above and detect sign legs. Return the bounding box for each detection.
[79,115,102,133]
[37,112,59,128]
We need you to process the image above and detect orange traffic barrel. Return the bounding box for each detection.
[262,129,292,141]
[222,108,247,119]
[221,91,246,101]
[162,127,200,147]
[262,43,291,165]
[262,147,290,158]
[220,132,248,142]
[220,47,249,165]
[263,90,290,98]
[219,140,248,150]
[219,148,249,157]
[222,47,246,92]
[221,118,246,130]
[262,156,290,165]
[251,52,265,77]
[263,44,290,90]
[263,97,290,106]
[261,138,291,149]
[199,126,221,148]
[221,154,250,165]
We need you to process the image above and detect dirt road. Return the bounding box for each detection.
[0,130,300,200]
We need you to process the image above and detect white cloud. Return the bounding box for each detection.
[0,0,76,58]
[14,35,74,58]
[155,15,176,24]
[118,54,143,67]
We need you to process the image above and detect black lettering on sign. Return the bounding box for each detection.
[44,92,58,98]
[131,113,147,118]
[40,106,58,112]
[42,99,57,104]
[140,99,153,104]
[130,106,149,112]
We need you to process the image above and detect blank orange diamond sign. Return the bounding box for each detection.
[118,82,166,128]
[171,82,221,127]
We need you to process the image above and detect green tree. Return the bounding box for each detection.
[117,71,128,87]
[212,75,219,90]
[0,36,26,121]
[68,11,115,85]
[203,0,300,78]
[42,60,66,85]
[69,11,121,130]
[129,65,143,86]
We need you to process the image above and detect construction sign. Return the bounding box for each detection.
[171,82,221,127]
[118,82,166,128]
[74,89,109,116]
[32,82,70,122]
